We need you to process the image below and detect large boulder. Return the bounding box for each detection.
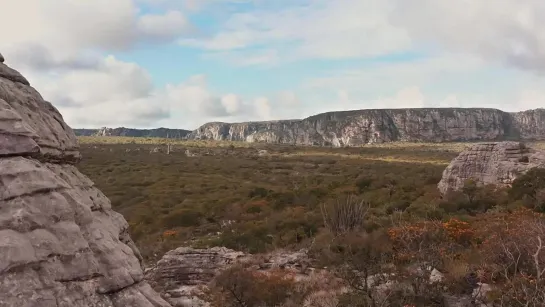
[438,141,545,194]
[0,55,171,306]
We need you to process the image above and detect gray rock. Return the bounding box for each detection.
[187,108,545,146]
[0,52,4,63]
[438,141,545,194]
[0,60,170,306]
[145,247,246,306]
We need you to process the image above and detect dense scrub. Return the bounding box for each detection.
[78,138,545,305]
[78,141,460,259]
[78,139,545,261]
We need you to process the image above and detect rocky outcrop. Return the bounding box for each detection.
[74,127,191,139]
[0,55,170,306]
[188,108,545,146]
[438,142,545,194]
[145,247,343,307]
[145,247,247,307]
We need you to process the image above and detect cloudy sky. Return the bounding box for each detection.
[1,0,544,129]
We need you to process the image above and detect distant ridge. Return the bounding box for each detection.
[75,107,545,146]
[74,127,191,139]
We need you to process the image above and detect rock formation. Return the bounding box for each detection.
[72,108,545,146]
[145,247,247,307]
[0,55,170,306]
[438,142,545,194]
[145,247,343,307]
[188,108,545,146]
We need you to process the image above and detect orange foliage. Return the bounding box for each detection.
[162,229,178,238]
[442,218,473,244]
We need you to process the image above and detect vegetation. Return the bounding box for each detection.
[78,137,545,306]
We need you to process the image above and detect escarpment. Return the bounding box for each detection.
[0,56,171,306]
[188,108,545,146]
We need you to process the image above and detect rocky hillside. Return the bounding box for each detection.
[74,127,191,139]
[189,108,545,146]
[0,55,171,305]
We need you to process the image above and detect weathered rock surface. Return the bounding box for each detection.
[145,247,345,307]
[438,141,545,194]
[145,247,247,307]
[0,55,170,306]
[187,108,545,146]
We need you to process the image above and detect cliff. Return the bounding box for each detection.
[188,108,545,146]
[74,127,191,139]
[0,55,171,305]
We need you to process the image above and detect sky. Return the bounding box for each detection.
[0,0,544,129]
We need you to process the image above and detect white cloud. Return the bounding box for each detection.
[254,97,272,120]
[0,0,191,71]
[138,10,190,42]
[179,0,411,62]
[391,0,545,72]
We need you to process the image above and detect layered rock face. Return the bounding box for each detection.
[145,247,342,307]
[145,247,247,307]
[0,57,170,306]
[188,108,545,146]
[438,142,545,194]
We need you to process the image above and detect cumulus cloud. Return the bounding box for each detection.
[391,0,545,72]
[21,55,281,128]
[0,0,191,72]
[179,0,411,61]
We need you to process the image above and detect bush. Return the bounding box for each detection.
[161,209,203,228]
[321,195,369,236]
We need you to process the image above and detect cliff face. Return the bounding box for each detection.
[0,56,170,306]
[74,127,191,139]
[188,108,545,146]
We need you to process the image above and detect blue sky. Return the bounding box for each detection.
[0,0,544,129]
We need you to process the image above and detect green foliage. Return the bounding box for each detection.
[510,167,545,211]
[77,140,545,262]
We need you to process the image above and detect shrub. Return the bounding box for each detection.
[161,209,203,228]
[321,195,369,236]
[209,265,300,307]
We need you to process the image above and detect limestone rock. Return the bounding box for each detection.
[438,141,545,194]
[145,247,345,307]
[0,55,170,306]
[145,247,246,306]
[188,108,545,146]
